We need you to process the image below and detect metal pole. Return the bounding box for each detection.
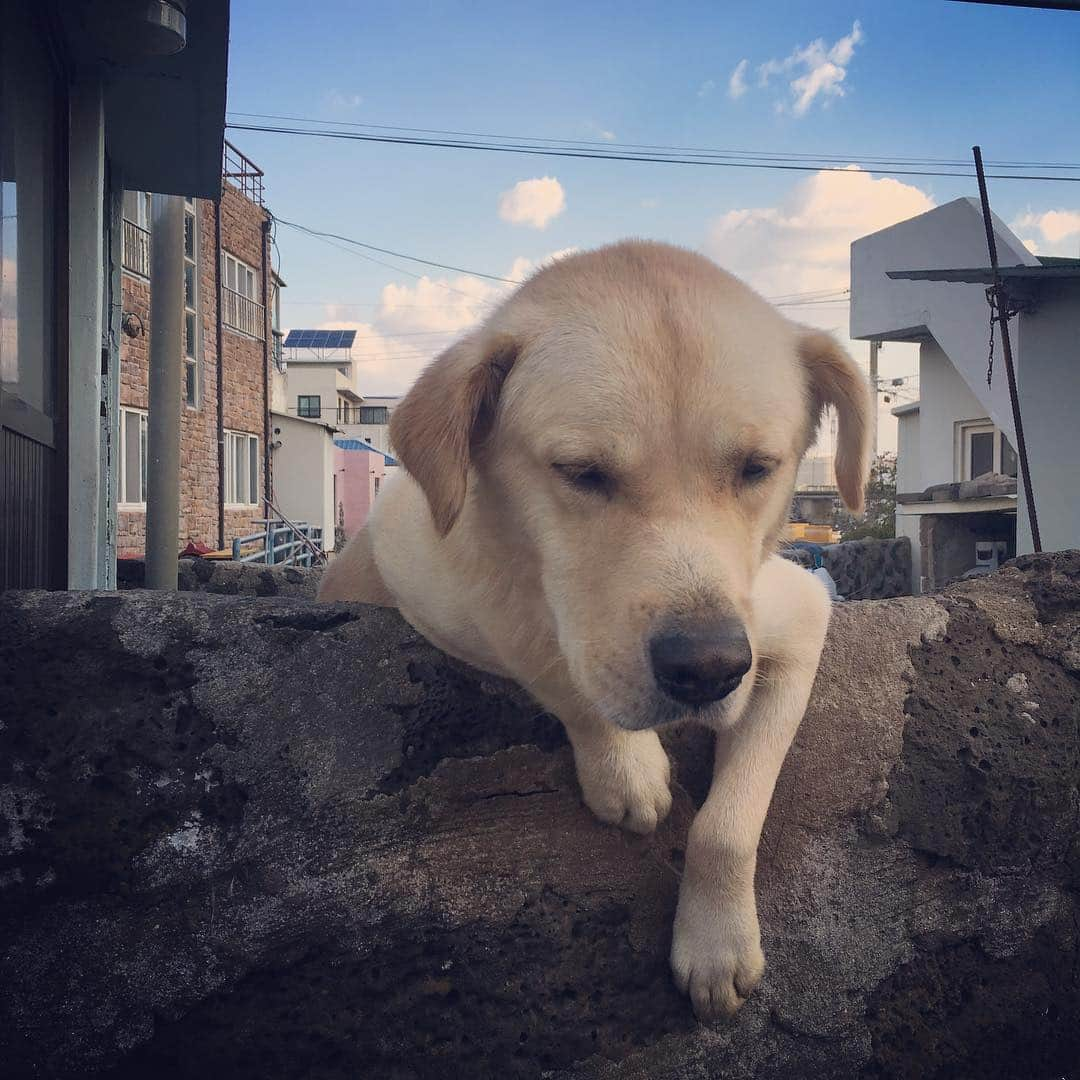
[145,194,185,589]
[972,146,1042,553]
[868,340,880,461]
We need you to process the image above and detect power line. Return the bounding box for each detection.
[273,216,521,284]
[227,111,1080,171]
[228,122,1080,183]
[275,218,506,303]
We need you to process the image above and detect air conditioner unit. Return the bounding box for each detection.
[974,539,1009,571]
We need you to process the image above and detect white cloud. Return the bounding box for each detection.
[698,78,717,99]
[705,165,934,301]
[640,197,659,209]
[1011,209,1080,252]
[326,90,362,109]
[728,61,749,100]
[753,22,864,116]
[498,177,566,229]
[598,129,617,142]
[304,249,579,394]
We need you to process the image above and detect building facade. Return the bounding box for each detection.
[116,147,273,557]
[1,0,231,591]
[851,197,1080,593]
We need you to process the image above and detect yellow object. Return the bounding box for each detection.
[784,522,839,544]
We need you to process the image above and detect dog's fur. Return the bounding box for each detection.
[319,241,870,1019]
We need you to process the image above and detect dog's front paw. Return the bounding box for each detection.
[574,728,672,835]
[671,884,764,1020]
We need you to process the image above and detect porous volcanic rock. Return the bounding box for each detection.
[1,553,1078,1079]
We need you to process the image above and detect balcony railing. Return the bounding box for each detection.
[121,218,151,277]
[222,286,266,340]
[222,140,265,207]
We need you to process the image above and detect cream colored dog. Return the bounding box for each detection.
[319,241,870,1019]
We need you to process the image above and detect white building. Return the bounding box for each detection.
[336,395,400,456]
[278,329,363,427]
[269,412,339,554]
[851,197,1080,593]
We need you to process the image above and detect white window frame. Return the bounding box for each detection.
[118,406,148,509]
[183,198,200,408]
[122,190,152,230]
[955,419,1017,481]
[221,250,258,300]
[224,430,260,508]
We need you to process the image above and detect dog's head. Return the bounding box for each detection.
[390,242,870,729]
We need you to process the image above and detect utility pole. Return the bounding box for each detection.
[145,193,185,590]
[868,340,880,462]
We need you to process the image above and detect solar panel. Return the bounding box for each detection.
[283,329,357,350]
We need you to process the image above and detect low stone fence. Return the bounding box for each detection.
[781,536,912,599]
[1,553,1077,1077]
[118,557,322,599]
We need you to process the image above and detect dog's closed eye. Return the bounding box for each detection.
[739,457,778,486]
[553,462,614,497]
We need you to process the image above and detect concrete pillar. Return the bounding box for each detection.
[66,76,105,588]
[145,194,185,590]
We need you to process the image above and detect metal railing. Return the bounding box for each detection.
[221,285,266,339]
[222,140,265,206]
[231,519,324,567]
[122,218,151,277]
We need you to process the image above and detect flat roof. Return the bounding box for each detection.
[887,256,1080,286]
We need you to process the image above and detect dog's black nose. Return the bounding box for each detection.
[649,618,752,706]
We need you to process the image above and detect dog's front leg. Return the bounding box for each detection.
[671,556,830,1019]
[531,678,673,835]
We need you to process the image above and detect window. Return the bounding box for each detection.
[359,406,389,425]
[119,408,148,507]
[957,420,1019,481]
[123,190,151,230]
[373,476,381,498]
[225,431,259,506]
[297,395,321,418]
[183,199,199,407]
[222,251,257,299]
[221,250,263,337]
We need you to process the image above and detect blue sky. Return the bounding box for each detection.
[225,0,1080,447]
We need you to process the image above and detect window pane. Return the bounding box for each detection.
[183,211,194,260]
[249,437,258,505]
[184,263,195,308]
[185,359,196,407]
[123,411,141,502]
[184,311,196,359]
[970,431,994,479]
[234,437,245,503]
[1000,434,1018,478]
[226,256,236,290]
[0,10,56,417]
[140,414,148,502]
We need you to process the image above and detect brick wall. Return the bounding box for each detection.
[117,185,270,557]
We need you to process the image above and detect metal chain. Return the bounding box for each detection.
[985,286,996,387]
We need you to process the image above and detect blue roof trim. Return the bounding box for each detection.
[335,439,398,466]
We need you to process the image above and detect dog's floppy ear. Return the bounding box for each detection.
[798,329,872,514]
[389,332,519,536]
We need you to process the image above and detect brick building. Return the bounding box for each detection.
[116,142,275,557]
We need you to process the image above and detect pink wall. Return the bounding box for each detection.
[335,444,387,537]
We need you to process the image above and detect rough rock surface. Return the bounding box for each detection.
[118,557,322,599]
[1,553,1078,1079]
[781,537,912,600]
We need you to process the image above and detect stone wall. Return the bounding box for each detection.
[781,536,913,599]
[1,553,1077,1077]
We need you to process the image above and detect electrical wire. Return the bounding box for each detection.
[227,122,1080,183]
[227,111,1080,172]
